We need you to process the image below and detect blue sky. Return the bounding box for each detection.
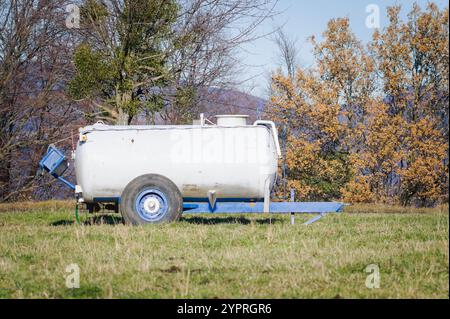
[239,0,448,98]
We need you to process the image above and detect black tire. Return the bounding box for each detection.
[120,174,183,225]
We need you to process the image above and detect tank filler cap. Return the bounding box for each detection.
[215,115,248,126]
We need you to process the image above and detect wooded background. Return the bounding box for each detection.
[270,3,448,207]
[0,0,448,207]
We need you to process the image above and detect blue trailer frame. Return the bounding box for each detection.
[182,201,344,225]
[39,146,344,225]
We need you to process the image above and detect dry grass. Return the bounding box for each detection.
[0,200,73,213]
[0,202,448,299]
[345,203,448,214]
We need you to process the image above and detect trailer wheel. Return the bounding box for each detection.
[120,174,183,225]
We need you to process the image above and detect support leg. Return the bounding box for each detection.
[263,177,271,213]
[290,189,295,225]
[87,203,95,214]
[304,213,326,225]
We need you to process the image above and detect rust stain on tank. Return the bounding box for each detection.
[182,184,199,192]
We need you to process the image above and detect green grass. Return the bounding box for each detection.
[0,202,448,299]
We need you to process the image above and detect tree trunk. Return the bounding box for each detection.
[0,153,11,202]
[117,108,129,125]
[115,91,131,125]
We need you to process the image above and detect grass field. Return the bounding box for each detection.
[0,202,448,299]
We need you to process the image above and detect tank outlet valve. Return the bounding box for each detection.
[75,185,83,195]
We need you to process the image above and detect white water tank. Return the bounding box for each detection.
[74,115,281,203]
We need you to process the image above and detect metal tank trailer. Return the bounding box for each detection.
[39,114,344,225]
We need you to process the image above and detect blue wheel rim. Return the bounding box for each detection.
[135,188,168,222]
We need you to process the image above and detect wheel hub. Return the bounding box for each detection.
[143,196,161,214]
[135,188,169,222]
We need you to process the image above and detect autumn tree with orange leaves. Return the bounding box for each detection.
[270,3,448,207]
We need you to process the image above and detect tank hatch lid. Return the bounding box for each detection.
[215,115,249,126]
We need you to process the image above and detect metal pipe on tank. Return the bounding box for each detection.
[253,120,282,158]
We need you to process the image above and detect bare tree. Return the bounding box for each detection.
[160,0,279,124]
[0,0,82,201]
[272,28,298,79]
